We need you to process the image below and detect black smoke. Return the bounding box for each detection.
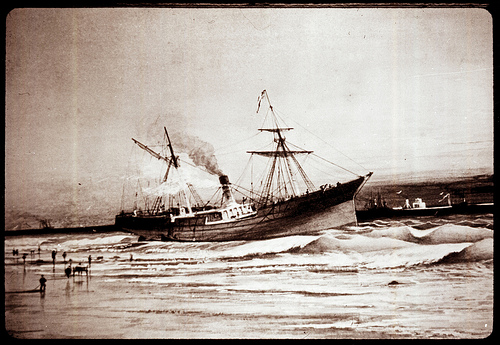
[168,131,223,176]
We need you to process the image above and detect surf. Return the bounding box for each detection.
[363,223,493,244]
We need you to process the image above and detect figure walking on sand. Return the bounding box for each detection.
[39,275,47,292]
[65,265,72,278]
[51,250,57,265]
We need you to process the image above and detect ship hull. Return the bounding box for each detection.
[116,176,367,241]
[357,202,494,221]
[357,206,452,221]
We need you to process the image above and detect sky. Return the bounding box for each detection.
[5,6,493,228]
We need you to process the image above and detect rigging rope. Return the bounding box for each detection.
[311,153,360,177]
[213,132,260,156]
[231,183,265,203]
[274,108,369,174]
[286,140,360,177]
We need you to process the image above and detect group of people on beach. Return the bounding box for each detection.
[12,246,93,292]
[13,245,135,292]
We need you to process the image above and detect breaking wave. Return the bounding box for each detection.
[7,222,493,270]
[56,234,137,250]
[362,224,493,244]
[294,224,493,268]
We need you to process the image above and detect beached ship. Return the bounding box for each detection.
[115,90,372,241]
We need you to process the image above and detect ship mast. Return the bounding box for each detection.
[131,127,193,215]
[248,90,315,206]
[163,127,193,215]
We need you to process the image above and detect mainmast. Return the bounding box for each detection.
[248,90,316,206]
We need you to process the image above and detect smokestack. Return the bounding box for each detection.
[219,175,236,205]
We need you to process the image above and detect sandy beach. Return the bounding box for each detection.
[4,222,494,339]
[5,260,392,339]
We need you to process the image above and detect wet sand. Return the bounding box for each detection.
[5,261,385,339]
[5,258,492,339]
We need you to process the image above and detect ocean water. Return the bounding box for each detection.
[4,213,493,339]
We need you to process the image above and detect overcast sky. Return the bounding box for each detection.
[5,7,493,227]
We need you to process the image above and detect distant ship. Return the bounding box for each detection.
[115,90,372,241]
[39,219,53,230]
[357,192,493,221]
[390,196,454,216]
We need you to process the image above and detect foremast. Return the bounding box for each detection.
[131,127,193,216]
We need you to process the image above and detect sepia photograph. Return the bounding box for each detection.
[5,4,493,339]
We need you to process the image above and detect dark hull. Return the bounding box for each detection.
[116,175,368,241]
[356,202,494,221]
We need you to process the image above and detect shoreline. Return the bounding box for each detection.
[4,224,121,236]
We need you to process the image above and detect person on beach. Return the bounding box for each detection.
[51,250,57,264]
[39,275,47,292]
[65,266,72,278]
[62,251,67,263]
[88,255,92,267]
[12,249,19,263]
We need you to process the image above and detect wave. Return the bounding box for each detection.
[299,234,415,254]
[440,238,493,263]
[295,233,492,268]
[5,223,492,270]
[137,235,319,260]
[55,234,139,251]
[124,224,493,268]
[131,224,493,269]
[294,223,493,268]
[363,224,493,244]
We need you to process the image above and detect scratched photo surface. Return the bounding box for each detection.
[5,6,493,339]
